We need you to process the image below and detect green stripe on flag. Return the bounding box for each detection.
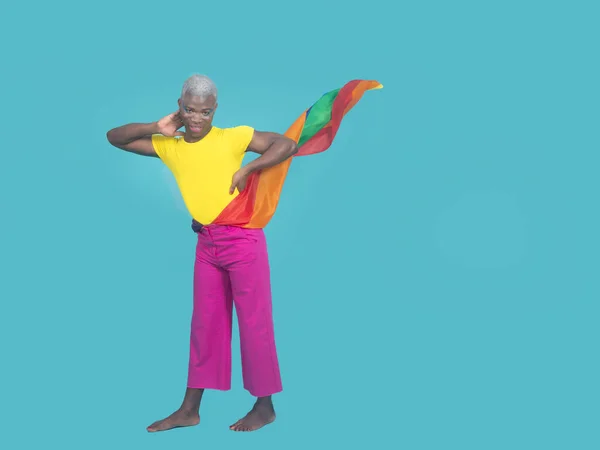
[297,88,340,147]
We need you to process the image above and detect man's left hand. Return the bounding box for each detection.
[229,168,251,194]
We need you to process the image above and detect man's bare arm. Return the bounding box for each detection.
[244,131,299,172]
[106,123,159,157]
[229,131,298,194]
[106,112,185,157]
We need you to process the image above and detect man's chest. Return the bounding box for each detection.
[175,146,243,178]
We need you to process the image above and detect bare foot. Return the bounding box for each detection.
[147,409,200,433]
[230,400,276,432]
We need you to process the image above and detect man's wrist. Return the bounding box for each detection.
[242,163,257,175]
[148,122,160,135]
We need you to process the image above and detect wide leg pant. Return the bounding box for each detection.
[187,225,282,397]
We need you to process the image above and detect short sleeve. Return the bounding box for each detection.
[228,126,255,156]
[151,134,178,169]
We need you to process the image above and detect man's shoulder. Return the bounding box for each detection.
[219,125,254,134]
[213,125,255,153]
[151,133,182,153]
[218,125,255,143]
[152,133,182,144]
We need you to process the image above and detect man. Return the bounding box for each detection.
[106,74,298,433]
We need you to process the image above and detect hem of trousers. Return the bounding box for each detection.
[244,386,283,397]
[186,384,232,391]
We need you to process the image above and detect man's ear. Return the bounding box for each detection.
[178,98,182,108]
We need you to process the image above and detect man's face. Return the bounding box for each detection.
[178,94,217,137]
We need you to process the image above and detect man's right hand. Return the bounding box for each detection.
[157,111,186,137]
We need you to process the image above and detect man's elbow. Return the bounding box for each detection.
[285,137,299,156]
[106,129,118,146]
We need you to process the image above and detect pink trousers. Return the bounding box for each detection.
[188,225,282,397]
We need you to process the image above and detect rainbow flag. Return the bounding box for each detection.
[210,79,383,228]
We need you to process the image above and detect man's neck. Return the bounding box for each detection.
[184,125,213,143]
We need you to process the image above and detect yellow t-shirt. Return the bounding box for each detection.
[152,125,255,224]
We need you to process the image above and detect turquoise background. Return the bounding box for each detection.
[1,0,598,449]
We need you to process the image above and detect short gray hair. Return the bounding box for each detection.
[181,74,217,100]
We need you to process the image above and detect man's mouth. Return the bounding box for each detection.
[189,124,202,133]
